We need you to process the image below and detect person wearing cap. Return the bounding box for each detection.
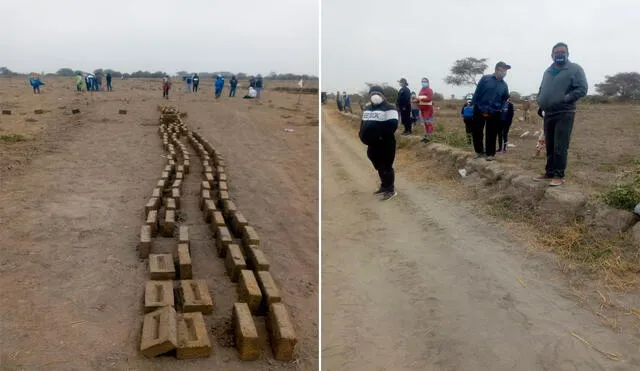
[533,42,588,186]
[460,98,474,145]
[358,85,399,201]
[417,77,434,142]
[470,61,511,161]
[397,78,412,135]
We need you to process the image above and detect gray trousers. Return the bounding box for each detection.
[544,111,575,178]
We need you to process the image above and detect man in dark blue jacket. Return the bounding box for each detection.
[229,75,238,97]
[396,77,412,135]
[533,42,588,186]
[359,86,399,201]
[470,61,511,161]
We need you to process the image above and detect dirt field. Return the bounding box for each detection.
[322,108,640,371]
[0,77,318,370]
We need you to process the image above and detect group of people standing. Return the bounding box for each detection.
[75,72,113,92]
[359,41,588,201]
[161,74,262,100]
[335,91,352,113]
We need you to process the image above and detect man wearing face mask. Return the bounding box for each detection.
[359,85,399,201]
[397,78,412,135]
[417,78,434,143]
[470,61,511,161]
[533,42,588,186]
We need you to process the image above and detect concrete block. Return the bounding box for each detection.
[145,280,175,313]
[216,226,233,258]
[237,270,262,314]
[218,173,227,182]
[267,303,297,361]
[200,190,211,211]
[245,245,270,271]
[149,254,176,280]
[172,180,181,190]
[205,173,214,187]
[152,188,161,200]
[219,191,230,204]
[222,199,237,220]
[211,211,226,232]
[200,181,210,194]
[140,306,178,357]
[256,271,281,314]
[119,109,127,115]
[177,244,192,279]
[180,280,213,314]
[139,225,152,258]
[164,210,175,237]
[232,303,259,361]
[204,200,216,223]
[171,188,180,209]
[225,244,247,282]
[231,211,248,236]
[166,198,177,211]
[176,172,183,181]
[161,171,169,181]
[242,226,260,248]
[218,181,229,192]
[177,312,212,359]
[145,198,159,219]
[146,210,159,237]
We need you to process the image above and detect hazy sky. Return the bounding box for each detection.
[1,0,318,76]
[322,0,640,98]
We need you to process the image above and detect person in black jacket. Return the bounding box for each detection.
[359,85,399,201]
[497,98,515,152]
[396,77,412,135]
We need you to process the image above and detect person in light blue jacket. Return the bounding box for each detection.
[29,74,45,94]
[214,74,225,98]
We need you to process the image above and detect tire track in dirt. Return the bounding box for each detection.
[321,109,640,371]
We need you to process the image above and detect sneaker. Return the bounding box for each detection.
[549,178,565,186]
[380,191,397,201]
[533,174,553,182]
[474,153,485,159]
[420,137,430,143]
[486,156,494,161]
[373,187,385,195]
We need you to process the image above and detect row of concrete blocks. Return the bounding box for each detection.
[187,130,298,361]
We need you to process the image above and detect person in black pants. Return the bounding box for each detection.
[460,99,474,145]
[470,61,511,161]
[396,77,412,135]
[497,98,514,152]
[359,85,399,201]
[192,73,200,92]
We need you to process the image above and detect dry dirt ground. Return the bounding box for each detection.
[321,108,640,371]
[0,77,318,370]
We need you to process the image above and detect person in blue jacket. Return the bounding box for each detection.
[29,74,44,94]
[497,98,515,153]
[460,99,474,145]
[229,75,238,97]
[470,61,511,161]
[214,74,225,98]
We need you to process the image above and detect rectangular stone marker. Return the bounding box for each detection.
[157,179,166,189]
[222,200,237,220]
[145,280,175,313]
[218,181,229,192]
[164,210,175,237]
[232,303,259,361]
[71,109,80,114]
[166,198,176,211]
[139,225,152,258]
[218,173,228,182]
[180,280,213,314]
[179,226,189,247]
[203,165,213,174]
[161,171,169,181]
[267,303,297,361]
[205,173,214,187]
[211,211,226,233]
[184,159,190,173]
[177,165,184,173]
[216,226,233,258]
[119,109,127,115]
[217,166,225,176]
[140,306,178,358]
[246,245,270,272]
[2,109,13,115]
[151,188,161,200]
[231,211,249,236]
[146,210,159,237]
[150,254,176,280]
[34,109,44,114]
[225,244,247,282]
[145,198,159,219]
[177,312,212,359]
[218,191,230,204]
[200,190,211,211]
[200,181,210,194]
[237,270,262,314]
[171,188,180,209]
[177,244,192,279]
[172,180,181,190]
[242,226,260,248]
[176,172,183,180]
[204,200,216,223]
[256,271,282,314]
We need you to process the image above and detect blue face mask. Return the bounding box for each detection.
[554,54,567,65]
[421,82,429,88]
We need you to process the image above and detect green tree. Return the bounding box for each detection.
[595,72,640,100]
[56,68,76,76]
[0,67,15,76]
[444,57,488,87]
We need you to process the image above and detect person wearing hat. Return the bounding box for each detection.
[533,42,588,186]
[470,61,511,161]
[359,85,399,201]
[397,78,412,135]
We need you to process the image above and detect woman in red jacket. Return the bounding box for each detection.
[417,77,434,143]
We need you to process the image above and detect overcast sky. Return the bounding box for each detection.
[322,0,640,98]
[1,0,318,76]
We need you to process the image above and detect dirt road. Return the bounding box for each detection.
[321,109,640,371]
[0,78,318,370]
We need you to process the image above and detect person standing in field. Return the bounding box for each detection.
[75,73,83,92]
[336,90,343,111]
[162,75,171,99]
[106,72,113,91]
[460,98,474,145]
[497,98,515,152]
[28,74,44,94]
[186,75,192,93]
[229,75,238,97]
[255,75,263,99]
[417,77,434,143]
[470,61,511,161]
[95,73,102,91]
[410,92,420,127]
[397,78,412,135]
[192,73,200,92]
[343,92,352,113]
[359,85,399,201]
[214,74,225,98]
[533,42,588,186]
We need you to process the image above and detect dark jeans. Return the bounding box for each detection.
[472,112,501,156]
[367,135,396,192]
[106,81,112,91]
[544,112,575,178]
[193,83,199,92]
[497,121,512,150]
[463,117,473,143]
[163,87,169,99]
[399,106,412,133]
[229,87,236,97]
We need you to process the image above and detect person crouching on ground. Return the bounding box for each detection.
[460,99,474,145]
[359,85,399,201]
[497,98,514,152]
[417,77,434,143]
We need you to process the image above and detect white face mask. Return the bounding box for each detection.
[370,94,384,105]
